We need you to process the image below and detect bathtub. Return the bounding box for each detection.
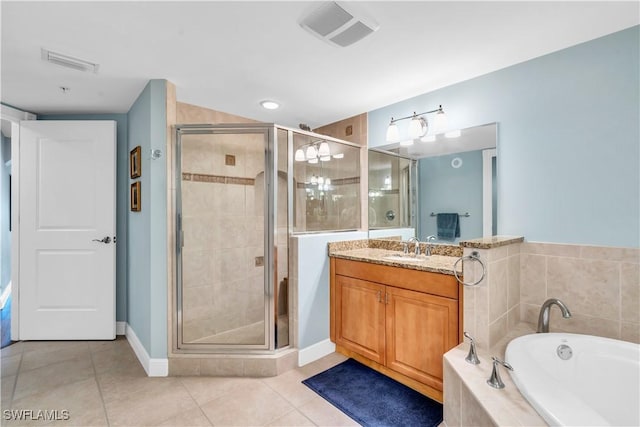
[505,333,640,427]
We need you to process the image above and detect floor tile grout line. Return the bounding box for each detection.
[176,377,216,426]
[6,342,23,406]
[88,344,112,427]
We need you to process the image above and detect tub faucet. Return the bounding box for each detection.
[487,356,513,389]
[425,235,436,256]
[406,237,420,255]
[537,298,572,333]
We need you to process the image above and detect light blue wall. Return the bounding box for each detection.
[39,113,129,321]
[369,26,639,248]
[0,133,10,294]
[127,80,167,358]
[295,231,367,349]
[418,150,483,243]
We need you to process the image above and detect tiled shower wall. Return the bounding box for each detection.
[180,133,266,343]
[519,242,639,343]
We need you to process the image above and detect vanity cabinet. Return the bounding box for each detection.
[330,257,461,400]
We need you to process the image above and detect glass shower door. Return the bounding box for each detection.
[177,126,271,350]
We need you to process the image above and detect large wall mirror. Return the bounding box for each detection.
[368,122,497,243]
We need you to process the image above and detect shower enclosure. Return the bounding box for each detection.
[173,124,361,354]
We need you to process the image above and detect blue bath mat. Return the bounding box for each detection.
[302,358,443,427]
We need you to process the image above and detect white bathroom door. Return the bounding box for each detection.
[19,121,116,340]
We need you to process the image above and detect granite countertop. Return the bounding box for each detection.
[329,247,462,276]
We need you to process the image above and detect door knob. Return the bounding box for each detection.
[92,236,111,244]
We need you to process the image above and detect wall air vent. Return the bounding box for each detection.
[41,49,99,73]
[299,2,379,47]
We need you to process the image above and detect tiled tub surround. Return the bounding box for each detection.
[445,240,639,426]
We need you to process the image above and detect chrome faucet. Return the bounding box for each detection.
[487,356,513,389]
[463,332,480,365]
[425,235,436,256]
[537,298,572,333]
[406,237,420,255]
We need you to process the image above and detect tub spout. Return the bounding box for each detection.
[537,298,572,333]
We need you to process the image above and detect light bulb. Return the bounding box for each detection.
[408,115,427,139]
[433,107,448,133]
[294,149,306,161]
[386,121,400,142]
[305,145,317,159]
[318,142,330,157]
[320,155,331,162]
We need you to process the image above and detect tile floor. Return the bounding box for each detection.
[1,337,359,426]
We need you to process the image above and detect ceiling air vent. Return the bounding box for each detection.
[41,48,99,73]
[299,2,379,47]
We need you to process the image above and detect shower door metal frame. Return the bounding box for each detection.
[173,123,279,353]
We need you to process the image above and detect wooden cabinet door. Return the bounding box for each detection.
[385,286,458,391]
[335,275,386,364]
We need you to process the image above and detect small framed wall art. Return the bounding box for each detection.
[131,182,141,212]
[130,146,141,178]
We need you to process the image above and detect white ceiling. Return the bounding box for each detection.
[2,1,638,129]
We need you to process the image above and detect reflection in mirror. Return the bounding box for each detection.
[367,150,416,239]
[368,123,497,244]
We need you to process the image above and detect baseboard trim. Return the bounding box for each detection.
[298,338,335,366]
[124,323,168,377]
[0,282,11,310]
[116,321,126,336]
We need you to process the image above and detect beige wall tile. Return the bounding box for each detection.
[520,303,541,326]
[547,257,620,321]
[443,360,461,427]
[507,255,520,310]
[460,382,495,427]
[489,314,508,348]
[489,259,508,322]
[488,245,509,262]
[507,305,521,331]
[550,311,619,338]
[621,263,640,324]
[520,254,546,305]
[200,358,245,376]
[621,322,640,344]
[581,246,640,264]
[522,242,581,257]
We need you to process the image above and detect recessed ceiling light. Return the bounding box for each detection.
[260,100,279,110]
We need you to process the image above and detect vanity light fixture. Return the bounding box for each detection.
[385,105,448,143]
[295,139,337,163]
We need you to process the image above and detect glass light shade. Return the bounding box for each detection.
[332,153,344,159]
[294,149,306,161]
[408,116,427,139]
[317,176,324,185]
[310,175,318,185]
[308,158,318,164]
[320,155,331,162]
[384,176,391,186]
[325,178,331,186]
[386,122,400,142]
[445,129,462,138]
[318,142,331,157]
[305,145,318,159]
[433,110,448,133]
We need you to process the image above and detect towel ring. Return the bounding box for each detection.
[453,251,486,287]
